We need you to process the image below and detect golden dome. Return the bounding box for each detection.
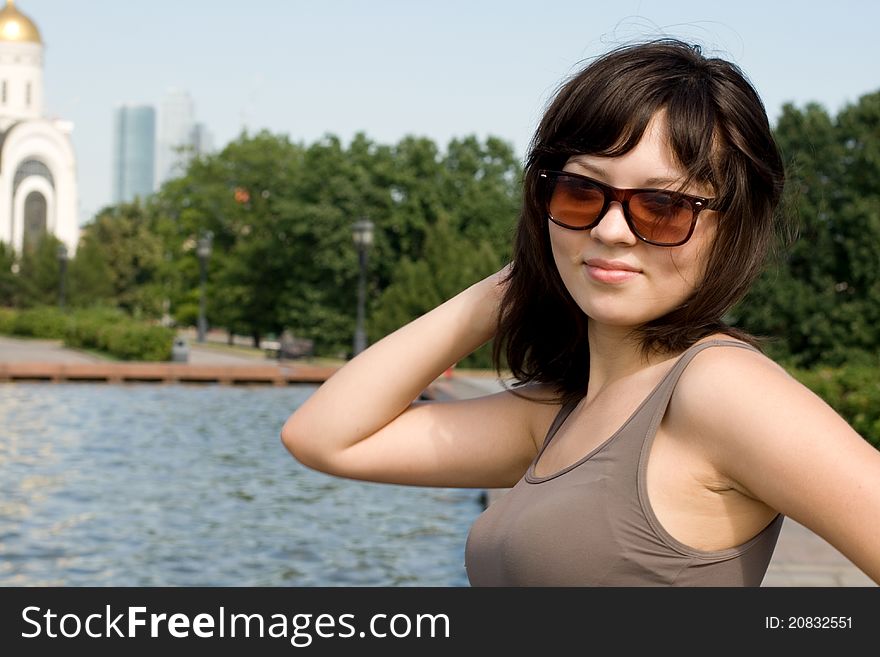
[0,1,41,43]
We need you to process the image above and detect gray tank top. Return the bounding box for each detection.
[465,339,785,586]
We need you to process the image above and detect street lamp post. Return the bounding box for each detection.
[196,230,213,343]
[351,218,374,357]
[56,243,68,310]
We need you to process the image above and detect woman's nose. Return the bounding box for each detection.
[590,201,638,246]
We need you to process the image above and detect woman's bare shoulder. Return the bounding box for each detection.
[672,338,793,421]
[685,338,790,388]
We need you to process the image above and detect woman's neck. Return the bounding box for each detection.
[585,320,677,402]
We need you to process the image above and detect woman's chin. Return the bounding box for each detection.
[582,310,649,329]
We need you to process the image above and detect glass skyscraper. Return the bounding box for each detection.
[156,89,194,185]
[156,88,213,187]
[112,104,155,203]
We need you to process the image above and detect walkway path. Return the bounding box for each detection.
[0,335,272,365]
[0,335,336,384]
[0,335,107,363]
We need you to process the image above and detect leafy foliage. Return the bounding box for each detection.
[15,232,65,307]
[735,93,880,367]
[73,202,166,318]
[0,306,173,361]
[791,364,880,448]
[151,131,521,356]
[369,214,502,367]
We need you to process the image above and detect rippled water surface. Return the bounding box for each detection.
[0,384,483,586]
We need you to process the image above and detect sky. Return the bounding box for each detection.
[19,0,880,225]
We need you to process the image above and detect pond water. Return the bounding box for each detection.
[0,384,483,586]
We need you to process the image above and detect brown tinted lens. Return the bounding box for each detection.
[549,176,605,227]
[629,192,693,244]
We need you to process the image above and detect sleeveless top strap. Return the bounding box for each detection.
[539,396,581,450]
[643,339,762,434]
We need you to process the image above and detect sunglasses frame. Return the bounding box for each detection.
[538,169,714,247]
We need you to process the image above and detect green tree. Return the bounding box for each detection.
[440,135,520,259]
[147,130,521,358]
[16,232,64,307]
[369,214,502,368]
[735,92,880,366]
[157,130,307,345]
[0,242,22,306]
[67,224,114,308]
[76,202,165,318]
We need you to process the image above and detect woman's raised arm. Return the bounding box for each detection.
[279,264,562,488]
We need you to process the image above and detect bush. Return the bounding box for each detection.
[11,306,70,338]
[101,323,173,361]
[64,307,127,352]
[790,363,880,449]
[64,307,173,361]
[0,307,16,334]
[0,305,173,361]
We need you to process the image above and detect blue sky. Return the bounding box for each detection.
[20,0,880,224]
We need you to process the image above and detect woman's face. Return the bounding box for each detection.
[547,112,718,331]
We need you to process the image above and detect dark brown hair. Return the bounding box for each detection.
[492,39,790,407]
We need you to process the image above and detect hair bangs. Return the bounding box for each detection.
[663,80,719,193]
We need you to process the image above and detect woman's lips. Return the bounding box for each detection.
[584,259,641,284]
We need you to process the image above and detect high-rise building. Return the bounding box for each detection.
[112,104,155,203]
[156,88,213,187]
[156,88,192,186]
[189,122,213,156]
[0,0,79,254]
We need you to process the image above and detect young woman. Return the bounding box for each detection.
[281,39,880,586]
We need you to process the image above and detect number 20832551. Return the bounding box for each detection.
[765,616,852,630]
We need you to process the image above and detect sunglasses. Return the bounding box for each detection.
[538,169,714,247]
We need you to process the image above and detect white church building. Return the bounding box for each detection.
[0,0,78,255]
